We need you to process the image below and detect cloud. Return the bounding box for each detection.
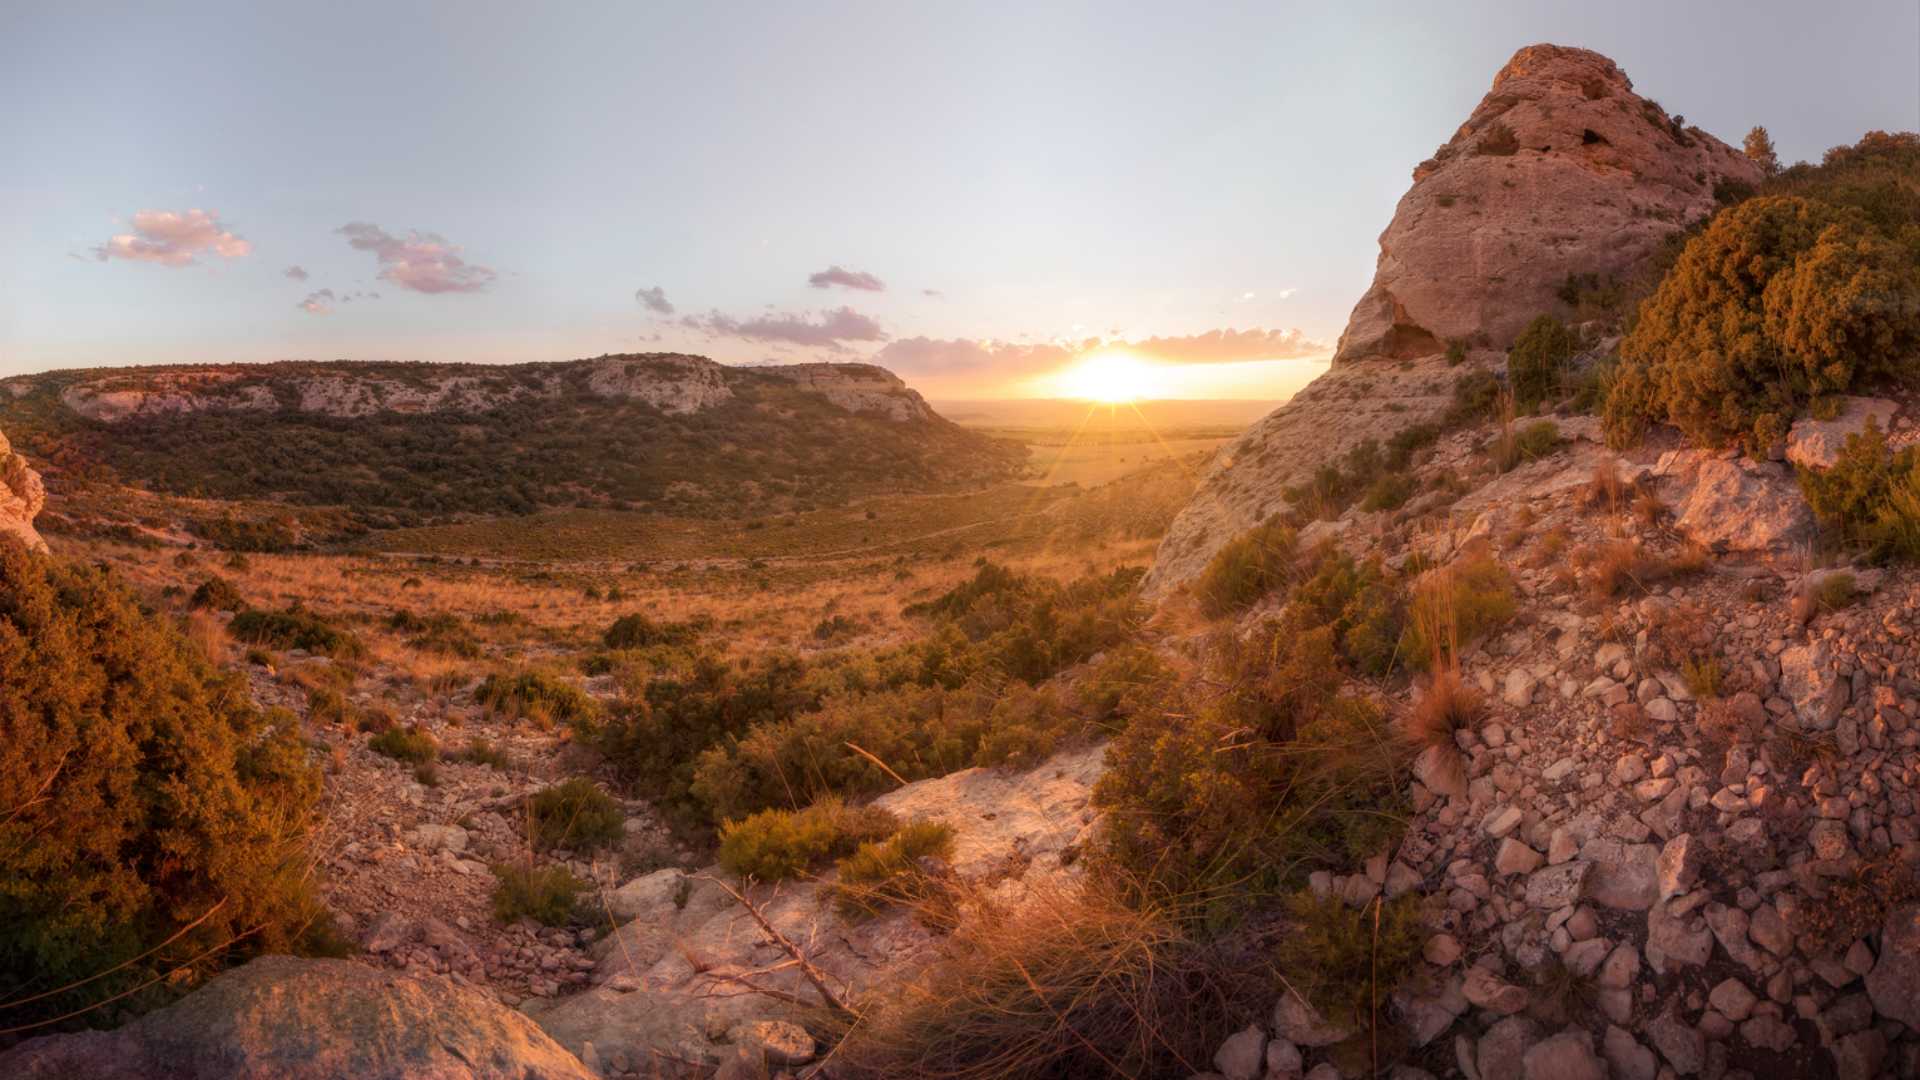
[634,285,674,314]
[1278,287,1299,300]
[807,265,886,292]
[1124,328,1325,365]
[922,288,944,298]
[93,209,251,267]
[684,306,887,350]
[869,327,1327,383]
[284,265,310,281]
[298,288,336,315]
[336,222,496,294]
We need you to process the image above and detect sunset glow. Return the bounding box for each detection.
[1047,351,1166,403]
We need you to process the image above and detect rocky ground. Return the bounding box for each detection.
[1186,396,1920,1080]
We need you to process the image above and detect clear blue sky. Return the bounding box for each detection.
[2,0,1914,396]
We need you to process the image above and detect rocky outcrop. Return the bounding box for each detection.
[1335,43,1758,363]
[1652,450,1815,556]
[0,429,47,552]
[0,955,593,1079]
[1786,396,1905,470]
[528,742,1104,1073]
[49,355,935,424]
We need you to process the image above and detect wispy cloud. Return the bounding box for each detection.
[284,265,310,281]
[807,265,886,292]
[337,222,496,294]
[298,288,335,315]
[922,288,944,298]
[1278,287,1299,299]
[1125,328,1324,364]
[635,285,674,314]
[684,306,887,350]
[93,209,250,267]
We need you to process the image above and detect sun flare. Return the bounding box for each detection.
[1050,351,1165,404]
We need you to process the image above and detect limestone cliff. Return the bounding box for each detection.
[0,429,47,553]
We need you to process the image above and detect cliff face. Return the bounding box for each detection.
[1335,44,1759,363]
[1147,44,1757,593]
[0,430,46,553]
[50,355,932,425]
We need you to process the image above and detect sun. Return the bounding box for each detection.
[1051,350,1165,403]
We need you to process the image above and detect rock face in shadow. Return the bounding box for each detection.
[0,428,46,553]
[1335,43,1758,363]
[0,955,594,1080]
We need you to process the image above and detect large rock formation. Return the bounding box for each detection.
[0,429,46,552]
[1335,43,1759,363]
[0,956,594,1079]
[1147,44,1757,593]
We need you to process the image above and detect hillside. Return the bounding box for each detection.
[0,356,1025,529]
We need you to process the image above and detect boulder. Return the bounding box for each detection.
[1655,450,1815,555]
[0,429,47,553]
[605,867,688,921]
[1786,397,1900,471]
[0,956,593,1079]
[1334,44,1756,363]
[1522,1029,1604,1080]
[1866,903,1920,1028]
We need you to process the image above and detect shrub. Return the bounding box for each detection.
[0,543,325,1027]
[1604,196,1920,449]
[1275,891,1427,1031]
[386,609,481,658]
[1496,420,1562,472]
[1508,315,1578,409]
[490,863,585,926]
[527,778,626,852]
[833,882,1270,1080]
[187,575,246,612]
[456,737,511,769]
[831,820,958,917]
[229,605,363,658]
[1405,668,1484,750]
[602,612,703,650]
[1074,644,1175,723]
[1291,552,1408,676]
[1399,554,1517,668]
[477,669,600,727]
[1195,520,1297,616]
[716,798,900,882]
[306,685,354,726]
[1799,421,1920,561]
[1681,656,1724,700]
[369,724,438,764]
[1816,572,1859,612]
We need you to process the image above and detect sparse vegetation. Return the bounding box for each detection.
[1276,890,1427,1031]
[1799,421,1920,561]
[369,724,438,764]
[229,605,364,658]
[490,863,586,926]
[1508,314,1578,409]
[716,798,900,881]
[830,819,958,917]
[527,778,626,852]
[1195,519,1297,615]
[477,668,601,726]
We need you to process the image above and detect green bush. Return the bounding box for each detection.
[1604,195,1920,449]
[1496,420,1563,472]
[1798,420,1920,561]
[0,543,325,1027]
[830,820,957,917]
[1275,890,1427,1030]
[490,863,585,926]
[369,724,438,764]
[1291,553,1409,677]
[527,778,625,852]
[603,612,704,650]
[1195,520,1297,617]
[386,609,481,657]
[716,798,899,882]
[1399,554,1518,668]
[1508,314,1578,409]
[477,669,600,727]
[187,575,246,612]
[229,605,363,658]
[455,737,511,769]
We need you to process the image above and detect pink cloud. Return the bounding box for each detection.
[337,222,496,294]
[93,209,251,267]
[684,306,887,350]
[807,265,886,292]
[297,288,335,315]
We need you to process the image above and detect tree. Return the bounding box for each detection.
[1507,314,1578,410]
[1744,125,1781,177]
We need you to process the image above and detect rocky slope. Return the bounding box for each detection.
[0,430,46,552]
[0,356,1020,525]
[1147,43,1758,593]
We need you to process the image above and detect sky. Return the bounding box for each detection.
[2,1,1915,400]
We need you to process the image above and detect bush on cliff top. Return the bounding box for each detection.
[0,541,325,1029]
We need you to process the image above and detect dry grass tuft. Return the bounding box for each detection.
[832,880,1270,1080]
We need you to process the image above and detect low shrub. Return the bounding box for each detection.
[491,863,585,926]
[387,609,482,658]
[455,737,511,769]
[527,778,625,852]
[831,820,958,918]
[187,575,246,612]
[369,724,438,764]
[1799,421,1920,561]
[716,798,899,882]
[229,605,363,659]
[603,612,705,650]
[1507,314,1578,409]
[1495,420,1562,472]
[477,669,601,727]
[1195,520,1297,616]
[1399,554,1517,668]
[1275,890,1427,1031]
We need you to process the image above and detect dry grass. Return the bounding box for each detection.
[1404,668,1484,751]
[833,880,1270,1080]
[1583,460,1633,514]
